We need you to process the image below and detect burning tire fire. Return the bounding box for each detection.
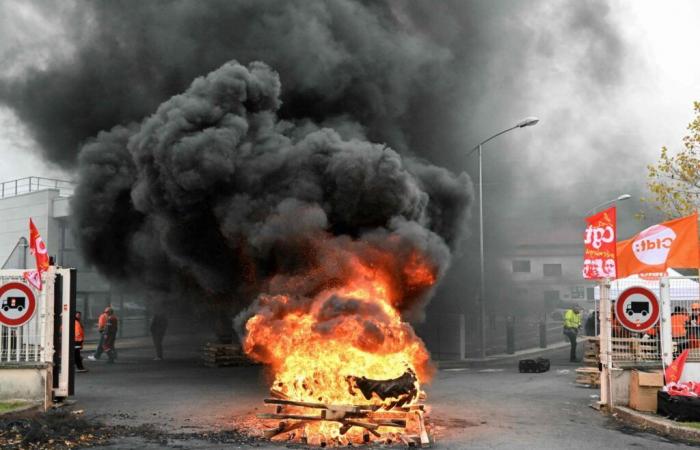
[241,247,437,445]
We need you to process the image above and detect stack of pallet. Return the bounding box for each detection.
[258,396,430,446]
[575,337,600,387]
[202,342,255,367]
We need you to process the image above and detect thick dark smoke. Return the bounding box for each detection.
[71,61,471,318]
[0,0,641,328]
[0,0,451,167]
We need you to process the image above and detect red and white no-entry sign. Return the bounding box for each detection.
[615,286,660,332]
[0,282,37,327]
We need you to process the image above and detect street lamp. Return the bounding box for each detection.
[467,116,539,359]
[585,194,632,216]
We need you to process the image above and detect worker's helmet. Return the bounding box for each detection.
[692,302,700,311]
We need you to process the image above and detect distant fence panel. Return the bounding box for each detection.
[668,276,700,362]
[605,275,700,367]
[0,273,51,365]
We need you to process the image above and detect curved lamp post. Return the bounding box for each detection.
[585,194,632,216]
[467,116,539,359]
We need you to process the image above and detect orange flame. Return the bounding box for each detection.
[243,248,437,424]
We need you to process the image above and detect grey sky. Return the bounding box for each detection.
[1,1,698,196]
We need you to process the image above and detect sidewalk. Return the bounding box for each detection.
[437,338,584,369]
[613,405,700,444]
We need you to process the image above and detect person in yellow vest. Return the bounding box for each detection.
[563,305,583,362]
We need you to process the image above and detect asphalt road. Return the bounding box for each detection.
[72,337,696,449]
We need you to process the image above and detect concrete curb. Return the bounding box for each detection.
[436,338,583,369]
[612,405,700,444]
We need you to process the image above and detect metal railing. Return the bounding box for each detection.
[0,177,74,199]
[604,275,700,367]
[608,277,662,366]
[0,272,52,365]
[667,276,700,362]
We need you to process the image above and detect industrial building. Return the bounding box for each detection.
[0,176,146,336]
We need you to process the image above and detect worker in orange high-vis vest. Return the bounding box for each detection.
[671,306,690,356]
[89,307,110,361]
[74,311,87,372]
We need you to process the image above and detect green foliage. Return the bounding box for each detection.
[643,102,700,219]
[0,401,27,414]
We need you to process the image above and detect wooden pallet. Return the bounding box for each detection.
[575,367,600,386]
[257,396,430,446]
[202,342,257,367]
[577,337,601,387]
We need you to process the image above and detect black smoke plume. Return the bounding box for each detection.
[1,0,640,334]
[71,61,472,318]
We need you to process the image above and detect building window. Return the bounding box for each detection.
[543,263,562,277]
[586,287,595,300]
[544,290,560,302]
[544,290,561,309]
[571,286,585,299]
[513,288,528,299]
[512,260,531,273]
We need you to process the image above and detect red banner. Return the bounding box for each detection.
[616,212,699,279]
[583,206,617,279]
[22,218,50,290]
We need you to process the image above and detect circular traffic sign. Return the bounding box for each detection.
[0,282,36,327]
[615,286,659,332]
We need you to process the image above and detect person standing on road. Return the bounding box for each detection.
[89,307,110,360]
[102,308,119,364]
[563,305,582,362]
[150,312,168,361]
[74,311,88,373]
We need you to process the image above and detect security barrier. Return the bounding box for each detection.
[0,270,53,364]
[0,267,76,407]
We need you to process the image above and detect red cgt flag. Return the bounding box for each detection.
[616,212,699,279]
[22,219,50,290]
[583,206,617,279]
[666,349,690,384]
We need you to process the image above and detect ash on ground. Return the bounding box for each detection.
[0,410,261,450]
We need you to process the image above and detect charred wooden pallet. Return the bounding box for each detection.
[257,395,431,447]
[201,342,258,367]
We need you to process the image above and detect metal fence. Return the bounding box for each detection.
[0,273,51,364]
[0,176,74,199]
[608,277,661,366]
[667,276,700,362]
[603,275,700,367]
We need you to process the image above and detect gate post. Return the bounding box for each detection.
[659,276,673,367]
[599,279,612,407]
[459,314,466,360]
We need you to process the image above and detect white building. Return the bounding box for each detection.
[0,177,146,335]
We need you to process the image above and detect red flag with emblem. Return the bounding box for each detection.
[28,219,50,273]
[665,349,690,384]
[22,219,50,290]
